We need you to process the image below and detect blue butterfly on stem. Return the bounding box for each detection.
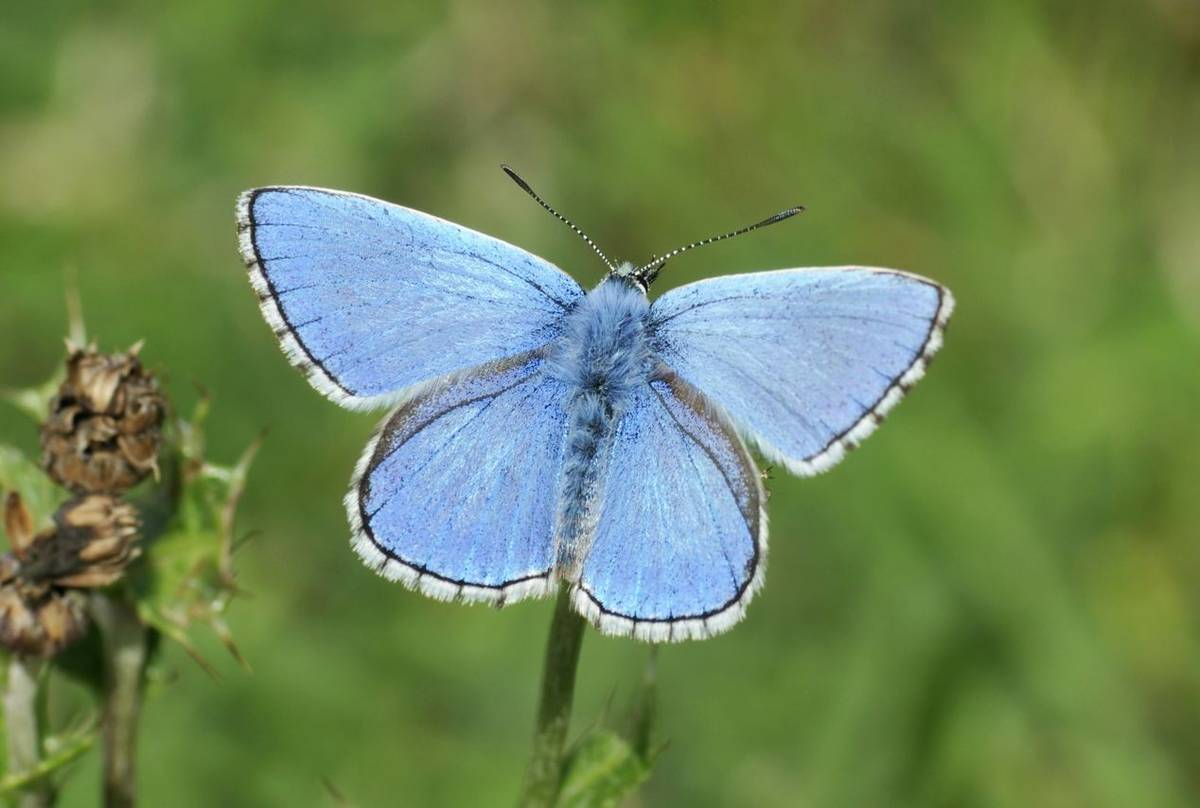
[235,166,953,642]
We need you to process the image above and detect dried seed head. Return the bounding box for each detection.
[19,495,141,588]
[0,494,140,657]
[41,344,165,494]
[0,583,87,657]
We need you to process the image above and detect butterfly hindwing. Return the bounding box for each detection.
[237,186,584,411]
[648,267,953,476]
[349,352,570,604]
[571,367,765,641]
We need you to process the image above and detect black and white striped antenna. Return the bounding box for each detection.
[636,205,804,284]
[501,165,616,272]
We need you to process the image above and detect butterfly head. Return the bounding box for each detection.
[610,261,653,292]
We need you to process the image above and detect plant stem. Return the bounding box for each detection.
[4,654,52,808]
[517,586,587,808]
[629,646,658,761]
[91,593,147,808]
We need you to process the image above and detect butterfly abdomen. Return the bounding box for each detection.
[546,277,652,574]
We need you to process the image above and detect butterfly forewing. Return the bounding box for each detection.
[648,267,953,476]
[237,186,584,411]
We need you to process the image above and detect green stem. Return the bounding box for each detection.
[629,646,658,761]
[3,655,52,808]
[517,586,587,808]
[91,594,147,808]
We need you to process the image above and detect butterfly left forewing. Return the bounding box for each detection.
[237,186,584,412]
[571,367,765,642]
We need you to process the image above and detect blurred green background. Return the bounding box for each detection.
[3,1,1200,806]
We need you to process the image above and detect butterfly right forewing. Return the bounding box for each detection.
[647,267,953,477]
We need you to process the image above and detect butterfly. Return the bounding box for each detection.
[236,167,953,642]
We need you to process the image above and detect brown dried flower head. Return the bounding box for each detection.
[21,494,142,588]
[41,342,165,494]
[0,583,87,658]
[0,493,141,656]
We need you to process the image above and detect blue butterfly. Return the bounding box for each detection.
[236,167,953,642]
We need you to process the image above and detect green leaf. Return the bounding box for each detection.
[125,398,259,674]
[131,526,240,675]
[0,717,96,795]
[0,445,65,532]
[555,729,652,808]
[0,370,62,426]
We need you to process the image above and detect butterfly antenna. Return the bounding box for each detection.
[636,205,805,282]
[501,165,616,272]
